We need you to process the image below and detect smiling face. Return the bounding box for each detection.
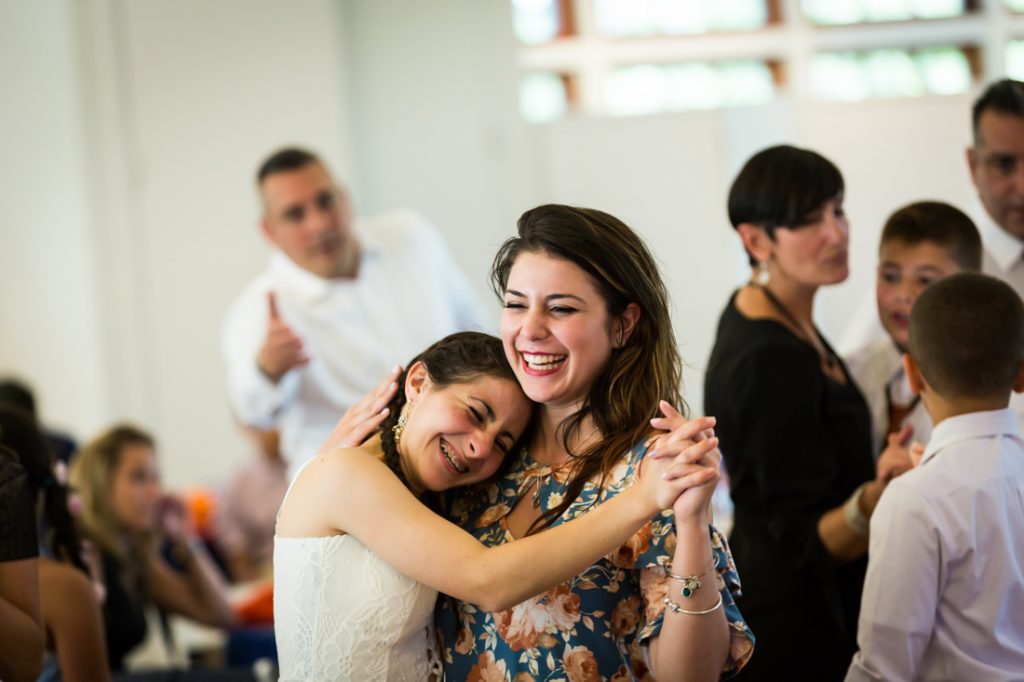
[397,365,531,493]
[769,196,850,287]
[109,443,162,533]
[969,111,1024,240]
[260,162,359,279]
[500,251,626,415]
[876,239,962,351]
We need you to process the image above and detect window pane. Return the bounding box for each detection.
[810,47,971,100]
[595,0,767,38]
[1002,0,1024,11]
[917,47,972,94]
[604,60,774,116]
[1007,40,1024,80]
[802,0,966,24]
[519,73,569,123]
[512,0,562,45]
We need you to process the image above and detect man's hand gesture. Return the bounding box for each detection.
[257,292,309,382]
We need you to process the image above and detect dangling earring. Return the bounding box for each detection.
[392,412,408,447]
[755,261,771,286]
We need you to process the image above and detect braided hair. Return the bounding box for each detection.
[0,407,87,573]
[377,332,527,507]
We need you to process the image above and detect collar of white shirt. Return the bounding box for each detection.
[975,201,1024,274]
[920,407,1021,466]
[267,228,383,304]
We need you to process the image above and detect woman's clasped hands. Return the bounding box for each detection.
[640,400,722,520]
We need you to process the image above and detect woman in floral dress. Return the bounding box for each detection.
[434,205,755,680]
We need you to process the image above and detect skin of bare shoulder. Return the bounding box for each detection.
[38,558,111,682]
[276,445,405,539]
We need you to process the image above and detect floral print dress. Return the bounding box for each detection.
[436,441,755,681]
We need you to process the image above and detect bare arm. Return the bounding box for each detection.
[40,560,111,682]
[148,494,235,628]
[818,434,912,562]
[0,558,44,682]
[648,402,730,681]
[149,543,237,629]
[283,442,717,613]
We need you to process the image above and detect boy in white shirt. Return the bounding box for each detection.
[846,272,1024,681]
[846,202,981,456]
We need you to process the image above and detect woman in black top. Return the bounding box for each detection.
[70,425,236,672]
[704,146,911,681]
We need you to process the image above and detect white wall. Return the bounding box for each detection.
[0,0,106,437]
[3,0,354,487]
[0,0,990,488]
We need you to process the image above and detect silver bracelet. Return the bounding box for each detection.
[666,560,715,598]
[843,482,871,536]
[663,593,723,616]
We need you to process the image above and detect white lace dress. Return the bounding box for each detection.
[274,534,441,681]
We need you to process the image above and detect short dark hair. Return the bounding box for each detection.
[909,272,1024,401]
[727,145,844,266]
[256,147,322,184]
[972,79,1024,144]
[879,201,982,271]
[0,378,36,417]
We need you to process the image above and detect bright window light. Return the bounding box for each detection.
[595,0,767,38]
[802,0,966,25]
[1007,40,1024,80]
[810,47,971,100]
[604,60,774,116]
[512,0,561,45]
[519,73,569,123]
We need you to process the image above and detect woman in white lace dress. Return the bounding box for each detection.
[274,331,720,681]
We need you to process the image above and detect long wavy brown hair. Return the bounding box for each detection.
[491,204,683,533]
[70,425,157,597]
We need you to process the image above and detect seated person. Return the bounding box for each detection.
[0,407,109,682]
[70,425,236,673]
[846,202,981,455]
[216,428,287,582]
[846,272,1024,681]
[0,427,44,682]
[0,378,77,464]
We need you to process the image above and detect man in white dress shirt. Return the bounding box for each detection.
[222,148,490,470]
[968,79,1024,293]
[846,273,1024,682]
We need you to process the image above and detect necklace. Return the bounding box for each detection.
[754,283,840,374]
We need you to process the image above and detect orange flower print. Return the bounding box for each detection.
[455,626,474,655]
[468,651,511,682]
[564,645,600,682]
[610,595,642,637]
[547,583,582,631]
[475,503,511,529]
[496,584,581,651]
[609,522,653,567]
[640,567,670,623]
[512,673,536,682]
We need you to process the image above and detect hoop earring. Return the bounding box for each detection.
[755,261,771,286]
[392,413,408,447]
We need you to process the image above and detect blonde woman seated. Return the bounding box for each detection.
[71,426,236,673]
[274,332,719,681]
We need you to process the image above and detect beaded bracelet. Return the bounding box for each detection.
[663,593,723,616]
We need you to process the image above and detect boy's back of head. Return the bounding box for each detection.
[880,201,982,271]
[909,272,1024,402]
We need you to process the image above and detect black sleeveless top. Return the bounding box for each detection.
[0,454,37,561]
